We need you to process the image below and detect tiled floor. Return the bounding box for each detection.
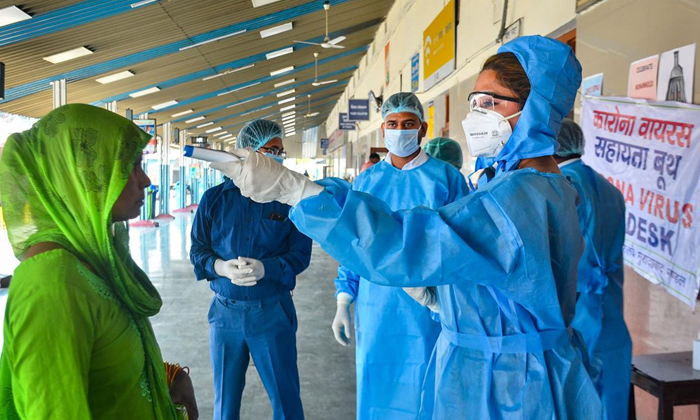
[131,214,356,420]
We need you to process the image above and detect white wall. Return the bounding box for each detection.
[324,0,576,175]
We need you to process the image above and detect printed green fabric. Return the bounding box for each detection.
[0,104,178,419]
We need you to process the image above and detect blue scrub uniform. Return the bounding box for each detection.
[288,36,602,419]
[563,159,632,420]
[335,156,469,420]
[190,180,312,420]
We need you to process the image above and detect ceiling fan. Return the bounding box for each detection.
[294,1,346,49]
[305,94,320,118]
[311,52,337,86]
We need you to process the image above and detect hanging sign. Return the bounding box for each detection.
[581,96,700,307]
[423,0,455,91]
[339,113,355,131]
[348,99,370,121]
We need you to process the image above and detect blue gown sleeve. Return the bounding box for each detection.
[290,178,521,288]
[450,170,471,201]
[334,265,361,299]
[189,191,219,281]
[261,222,312,288]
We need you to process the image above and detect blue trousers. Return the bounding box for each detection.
[208,292,304,420]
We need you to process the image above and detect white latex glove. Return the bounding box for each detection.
[331,293,353,347]
[403,287,439,312]
[214,257,263,286]
[210,148,324,206]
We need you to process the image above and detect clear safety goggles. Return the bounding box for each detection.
[468,91,524,112]
[259,146,287,158]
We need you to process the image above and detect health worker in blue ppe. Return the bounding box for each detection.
[331,92,469,420]
[555,119,632,420]
[212,35,602,419]
[190,119,312,420]
[423,137,464,170]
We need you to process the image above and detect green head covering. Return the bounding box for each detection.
[0,104,178,419]
[423,137,463,169]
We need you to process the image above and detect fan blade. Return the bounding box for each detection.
[319,80,337,85]
[329,36,346,45]
[329,44,345,49]
[307,112,320,117]
[294,40,322,46]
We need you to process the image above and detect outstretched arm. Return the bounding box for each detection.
[290,178,520,288]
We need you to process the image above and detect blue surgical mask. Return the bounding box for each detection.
[266,153,285,164]
[384,129,420,157]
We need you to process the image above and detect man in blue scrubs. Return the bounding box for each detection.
[190,119,312,420]
[555,119,632,420]
[331,93,469,420]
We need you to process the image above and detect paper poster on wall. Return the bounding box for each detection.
[657,44,696,104]
[582,73,604,97]
[410,53,420,93]
[423,0,455,91]
[628,55,659,100]
[134,119,157,154]
[384,42,391,88]
[427,101,435,138]
[581,95,700,308]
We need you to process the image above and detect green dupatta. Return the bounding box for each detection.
[0,104,177,419]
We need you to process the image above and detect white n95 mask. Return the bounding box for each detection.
[461,108,521,158]
[384,129,420,157]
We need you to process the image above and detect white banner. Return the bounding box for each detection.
[581,96,700,308]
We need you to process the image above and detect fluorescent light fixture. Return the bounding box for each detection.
[180,29,247,51]
[0,6,32,28]
[278,97,295,105]
[240,105,273,116]
[206,127,223,133]
[285,131,296,136]
[129,86,160,98]
[152,100,178,110]
[280,104,296,112]
[202,64,255,81]
[282,111,296,118]
[274,79,295,88]
[185,116,206,123]
[218,81,261,97]
[252,0,283,7]
[260,22,293,39]
[221,134,234,139]
[171,109,194,118]
[95,70,134,85]
[270,66,294,77]
[266,46,294,60]
[283,119,296,125]
[131,0,158,8]
[282,115,295,122]
[276,89,295,98]
[213,131,229,137]
[43,46,93,64]
[197,122,214,128]
[226,96,263,108]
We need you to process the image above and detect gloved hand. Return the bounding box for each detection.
[210,148,324,206]
[214,257,264,286]
[331,293,353,347]
[403,287,439,312]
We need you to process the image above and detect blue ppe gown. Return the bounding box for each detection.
[335,156,469,420]
[563,159,632,420]
[288,36,602,419]
[190,180,312,420]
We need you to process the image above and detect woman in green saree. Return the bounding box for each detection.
[0,104,197,419]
